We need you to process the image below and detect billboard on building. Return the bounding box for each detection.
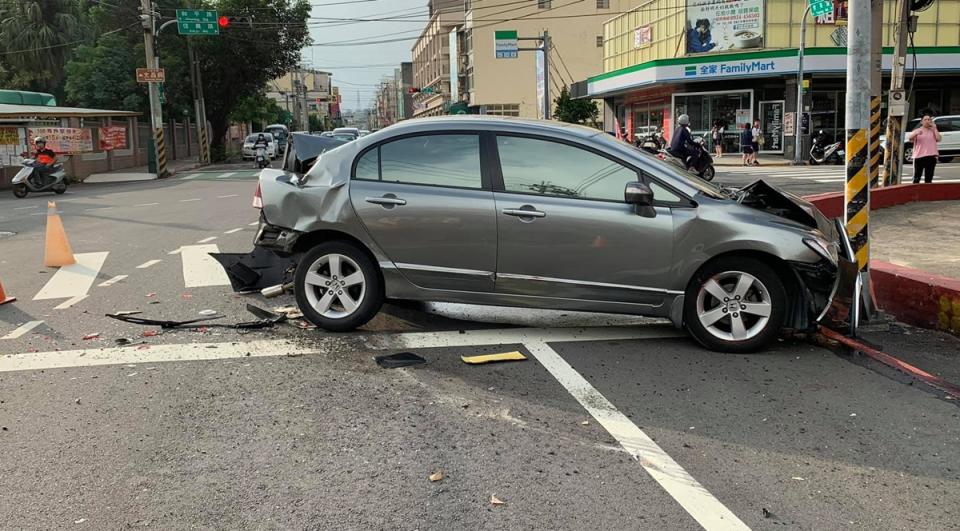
[685,0,764,54]
[449,28,459,102]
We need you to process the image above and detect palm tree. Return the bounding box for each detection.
[0,0,83,91]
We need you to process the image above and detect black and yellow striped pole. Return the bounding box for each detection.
[154,127,168,178]
[845,129,870,271]
[869,96,882,188]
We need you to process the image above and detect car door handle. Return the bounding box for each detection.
[502,208,546,218]
[365,196,406,206]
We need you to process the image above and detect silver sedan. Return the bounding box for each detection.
[250,117,848,352]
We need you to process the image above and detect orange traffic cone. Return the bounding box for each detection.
[44,201,76,267]
[0,276,14,305]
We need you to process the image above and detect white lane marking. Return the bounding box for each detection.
[182,173,203,180]
[524,341,749,531]
[179,198,201,203]
[54,294,88,310]
[216,172,236,179]
[223,228,243,234]
[33,252,110,301]
[197,236,217,243]
[180,244,230,287]
[167,247,182,255]
[136,259,162,269]
[29,212,48,216]
[84,206,111,211]
[218,194,240,199]
[814,179,845,183]
[1,321,44,340]
[135,202,160,207]
[0,326,682,372]
[248,221,259,226]
[97,274,128,287]
[14,205,38,210]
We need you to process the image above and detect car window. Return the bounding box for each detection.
[355,148,379,180]
[496,136,637,202]
[643,175,683,203]
[380,134,482,189]
[935,118,958,132]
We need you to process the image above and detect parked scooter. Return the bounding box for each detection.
[810,130,844,165]
[255,145,270,169]
[11,157,69,198]
[636,129,665,155]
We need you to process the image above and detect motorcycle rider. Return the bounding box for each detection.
[669,114,700,169]
[31,136,57,185]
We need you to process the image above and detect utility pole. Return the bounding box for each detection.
[300,68,310,131]
[139,0,167,177]
[793,4,812,165]
[869,0,883,187]
[187,40,209,164]
[844,0,874,333]
[517,30,551,120]
[883,0,912,186]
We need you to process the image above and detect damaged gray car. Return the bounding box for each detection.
[238,118,852,353]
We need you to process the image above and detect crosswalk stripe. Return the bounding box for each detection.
[182,173,203,180]
[98,274,128,287]
[181,244,231,288]
[216,172,236,179]
[54,294,88,310]
[1,321,44,340]
[136,259,162,269]
[197,236,217,243]
[223,228,243,234]
[34,252,109,301]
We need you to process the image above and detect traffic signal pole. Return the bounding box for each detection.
[845,0,875,333]
[139,0,168,178]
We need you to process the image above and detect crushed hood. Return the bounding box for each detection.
[738,180,837,238]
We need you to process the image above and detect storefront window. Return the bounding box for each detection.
[630,101,665,138]
[673,90,751,152]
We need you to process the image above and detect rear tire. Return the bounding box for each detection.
[54,183,66,194]
[294,241,383,332]
[683,256,787,353]
[12,184,28,198]
[700,165,715,181]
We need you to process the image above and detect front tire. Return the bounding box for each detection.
[12,184,28,198]
[294,241,383,332]
[683,256,787,353]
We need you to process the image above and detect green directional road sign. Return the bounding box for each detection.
[176,9,219,36]
[808,0,833,18]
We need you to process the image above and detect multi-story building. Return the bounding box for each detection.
[455,0,634,118]
[411,0,465,117]
[266,69,335,129]
[581,0,960,160]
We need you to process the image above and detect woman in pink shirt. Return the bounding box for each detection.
[908,114,942,183]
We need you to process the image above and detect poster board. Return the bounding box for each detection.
[98,126,128,151]
[27,127,93,154]
[686,0,764,54]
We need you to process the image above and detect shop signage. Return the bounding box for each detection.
[685,0,764,54]
[815,1,848,25]
[494,30,518,59]
[27,127,93,154]
[634,25,652,48]
[136,68,165,83]
[759,100,784,152]
[449,28,459,102]
[685,60,776,78]
[98,126,128,151]
[784,111,796,136]
[830,26,848,47]
[0,127,19,145]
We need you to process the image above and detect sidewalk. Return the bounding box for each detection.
[83,157,202,184]
[713,154,793,166]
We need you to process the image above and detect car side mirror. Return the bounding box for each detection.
[624,182,656,218]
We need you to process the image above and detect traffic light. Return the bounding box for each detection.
[217,15,253,29]
[408,87,420,94]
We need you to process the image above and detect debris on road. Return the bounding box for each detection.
[792,477,806,481]
[211,248,298,293]
[429,470,443,482]
[82,333,99,340]
[142,330,160,337]
[114,311,141,316]
[374,352,426,368]
[145,292,156,298]
[198,309,218,316]
[490,495,506,506]
[461,351,527,365]
[107,304,286,330]
[272,305,303,319]
[580,420,589,426]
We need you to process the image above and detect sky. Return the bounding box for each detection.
[302,0,430,111]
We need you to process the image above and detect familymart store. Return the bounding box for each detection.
[585,47,960,160]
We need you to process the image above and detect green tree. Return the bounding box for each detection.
[553,86,599,126]
[308,113,324,132]
[193,0,312,160]
[0,0,83,92]
[65,33,145,112]
[230,92,288,130]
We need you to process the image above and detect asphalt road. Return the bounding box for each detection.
[1,165,959,530]
[713,159,960,196]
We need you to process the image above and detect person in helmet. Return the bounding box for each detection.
[669,114,697,165]
[33,137,57,166]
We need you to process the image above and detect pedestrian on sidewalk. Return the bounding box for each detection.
[740,123,754,166]
[751,119,762,166]
[711,121,724,158]
[909,114,942,184]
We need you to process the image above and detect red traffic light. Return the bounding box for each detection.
[218,15,230,28]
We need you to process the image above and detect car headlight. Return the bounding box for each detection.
[804,237,838,265]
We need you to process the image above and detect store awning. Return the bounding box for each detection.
[0,104,140,119]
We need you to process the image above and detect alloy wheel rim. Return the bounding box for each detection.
[303,253,366,319]
[696,271,772,342]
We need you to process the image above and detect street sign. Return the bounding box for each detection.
[830,26,848,47]
[808,0,834,18]
[176,9,219,36]
[494,30,518,59]
[136,68,165,83]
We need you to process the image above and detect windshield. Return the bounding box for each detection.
[265,128,287,142]
[588,130,727,200]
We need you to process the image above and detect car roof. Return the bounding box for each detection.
[368,115,603,139]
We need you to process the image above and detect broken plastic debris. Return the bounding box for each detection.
[107,304,284,330]
[74,518,86,524]
[114,310,141,316]
[82,333,99,340]
[272,305,303,319]
[429,470,443,482]
[580,420,589,426]
[490,495,505,506]
[199,309,218,316]
[374,352,426,369]
[145,292,156,298]
[460,351,527,365]
[142,330,160,337]
[792,477,805,481]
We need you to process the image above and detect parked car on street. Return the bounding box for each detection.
[881,115,959,163]
[242,133,277,160]
[248,117,851,353]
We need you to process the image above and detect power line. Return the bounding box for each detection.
[0,21,138,56]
